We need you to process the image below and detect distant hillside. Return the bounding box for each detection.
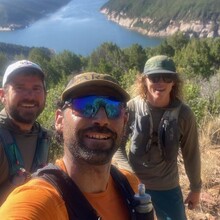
[101,0,220,38]
[0,0,71,30]
[0,42,53,59]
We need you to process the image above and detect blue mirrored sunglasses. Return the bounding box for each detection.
[65,96,125,119]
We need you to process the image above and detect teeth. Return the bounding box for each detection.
[21,104,35,107]
[87,134,110,140]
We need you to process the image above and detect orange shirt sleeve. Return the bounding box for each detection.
[0,175,68,220]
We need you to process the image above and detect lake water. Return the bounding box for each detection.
[0,0,162,56]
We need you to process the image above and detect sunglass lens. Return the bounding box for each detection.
[72,96,98,118]
[105,101,121,119]
[71,96,122,119]
[148,75,160,83]
[148,74,175,83]
[162,75,175,83]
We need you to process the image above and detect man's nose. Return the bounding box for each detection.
[92,107,109,126]
[22,88,35,98]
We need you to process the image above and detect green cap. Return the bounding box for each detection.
[62,72,130,102]
[143,55,177,75]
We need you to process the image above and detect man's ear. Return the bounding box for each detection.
[123,110,129,133]
[124,109,129,123]
[55,109,64,133]
[0,88,6,104]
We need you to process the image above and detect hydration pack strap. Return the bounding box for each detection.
[34,164,140,220]
[31,129,49,172]
[0,126,49,176]
[110,165,139,220]
[0,128,24,176]
[34,164,99,220]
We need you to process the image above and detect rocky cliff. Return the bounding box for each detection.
[101,8,220,38]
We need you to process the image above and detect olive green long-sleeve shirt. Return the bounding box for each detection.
[0,109,49,205]
[114,96,202,192]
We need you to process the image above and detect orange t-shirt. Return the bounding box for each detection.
[0,159,140,220]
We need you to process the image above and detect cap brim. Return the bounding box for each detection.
[7,67,45,80]
[144,69,177,75]
[62,80,130,102]
[16,66,45,76]
[3,66,45,88]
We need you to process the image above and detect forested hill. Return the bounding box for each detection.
[0,0,71,30]
[101,0,220,38]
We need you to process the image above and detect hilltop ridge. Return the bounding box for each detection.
[101,0,220,38]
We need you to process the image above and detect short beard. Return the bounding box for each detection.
[8,105,43,124]
[65,127,123,165]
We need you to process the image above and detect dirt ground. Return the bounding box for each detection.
[180,148,220,220]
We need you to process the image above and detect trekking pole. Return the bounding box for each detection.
[134,183,154,220]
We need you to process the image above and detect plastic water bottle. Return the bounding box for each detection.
[134,183,154,220]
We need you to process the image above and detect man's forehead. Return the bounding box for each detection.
[6,72,44,85]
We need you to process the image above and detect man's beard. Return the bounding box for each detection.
[66,126,123,165]
[8,103,44,124]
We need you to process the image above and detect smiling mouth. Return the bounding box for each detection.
[20,103,37,108]
[155,88,165,92]
[86,133,111,140]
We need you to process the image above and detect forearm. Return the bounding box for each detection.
[181,130,202,191]
[113,137,134,172]
[180,110,202,191]
[184,153,202,192]
[113,103,135,172]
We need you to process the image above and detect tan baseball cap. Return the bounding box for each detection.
[62,72,130,102]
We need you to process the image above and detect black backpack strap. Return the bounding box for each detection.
[33,164,142,220]
[33,164,99,220]
[111,166,155,220]
[110,165,139,220]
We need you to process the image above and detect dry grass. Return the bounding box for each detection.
[180,116,220,220]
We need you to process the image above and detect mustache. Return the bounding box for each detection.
[83,125,115,135]
[18,100,39,105]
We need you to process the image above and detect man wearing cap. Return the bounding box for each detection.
[114,55,202,219]
[0,72,144,220]
[0,60,49,205]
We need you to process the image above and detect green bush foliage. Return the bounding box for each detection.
[1,35,220,160]
[38,77,68,162]
[183,81,208,122]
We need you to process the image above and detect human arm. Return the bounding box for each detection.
[179,105,202,208]
[112,101,135,172]
[0,178,68,220]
